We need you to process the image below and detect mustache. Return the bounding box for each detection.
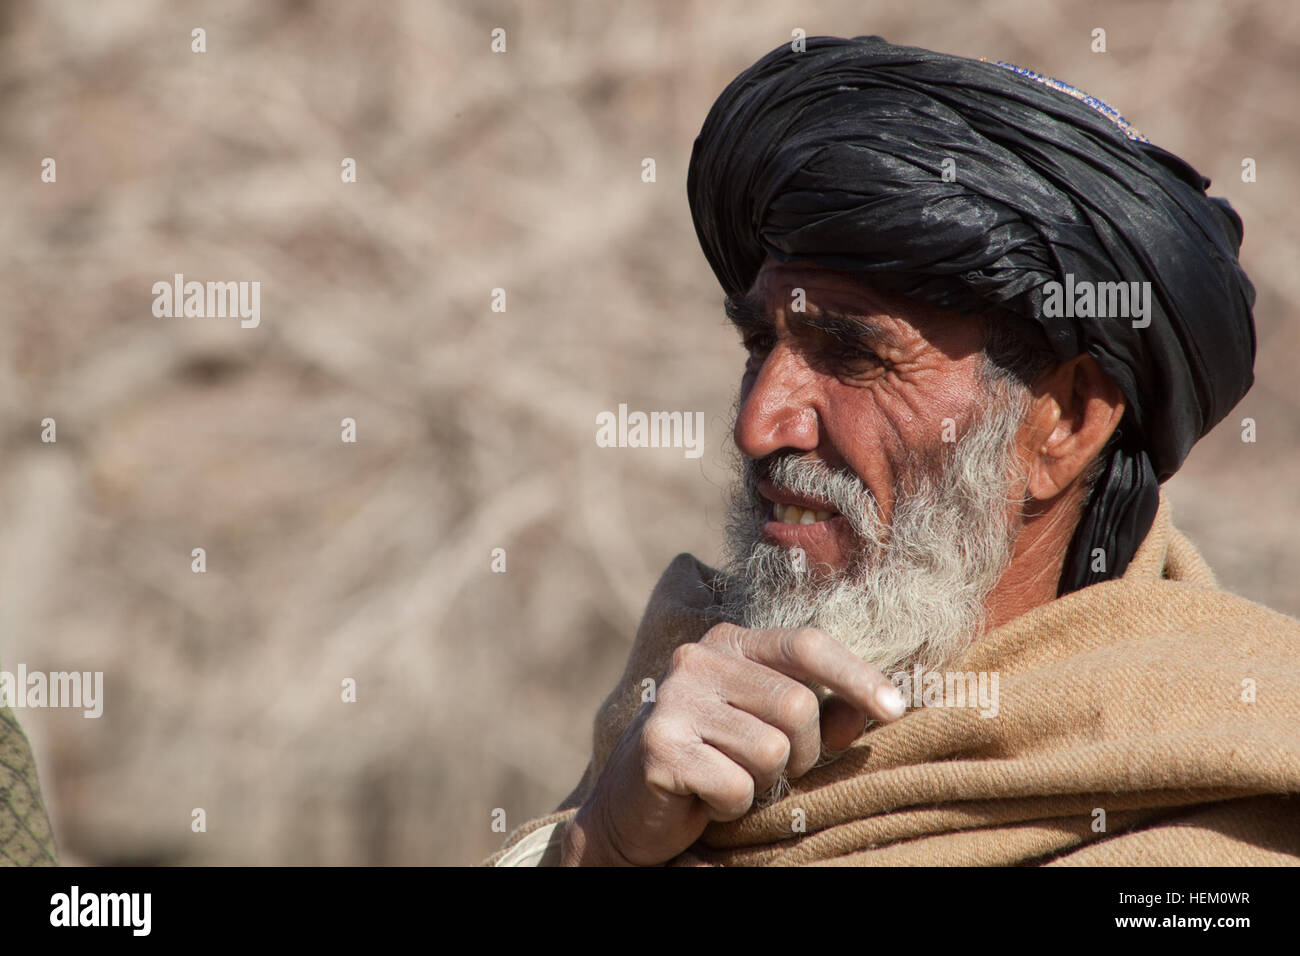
[745,452,884,537]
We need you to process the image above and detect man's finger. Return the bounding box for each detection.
[693,698,792,795]
[685,649,824,777]
[677,741,756,822]
[734,626,907,722]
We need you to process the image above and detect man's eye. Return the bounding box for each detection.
[826,343,886,375]
[842,346,882,365]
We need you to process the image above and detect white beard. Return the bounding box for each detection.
[718,388,1029,680]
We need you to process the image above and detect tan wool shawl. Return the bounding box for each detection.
[486,494,1300,866]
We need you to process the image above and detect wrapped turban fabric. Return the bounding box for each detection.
[686,35,1256,593]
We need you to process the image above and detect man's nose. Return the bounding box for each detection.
[734,345,821,461]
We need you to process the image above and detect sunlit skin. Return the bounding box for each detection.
[732,256,1126,632]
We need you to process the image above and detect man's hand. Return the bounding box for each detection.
[559,623,908,866]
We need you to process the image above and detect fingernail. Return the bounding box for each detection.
[874,683,907,719]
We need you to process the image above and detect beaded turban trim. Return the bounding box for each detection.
[984,59,1150,143]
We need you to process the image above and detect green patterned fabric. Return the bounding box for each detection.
[0,705,58,866]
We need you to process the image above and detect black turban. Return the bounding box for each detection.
[687,35,1256,593]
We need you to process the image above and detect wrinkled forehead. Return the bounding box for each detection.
[737,256,986,356]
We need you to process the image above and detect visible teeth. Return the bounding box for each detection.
[772,503,836,524]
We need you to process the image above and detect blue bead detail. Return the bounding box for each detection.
[982,59,1149,143]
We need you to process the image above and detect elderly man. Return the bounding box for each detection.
[488,36,1300,867]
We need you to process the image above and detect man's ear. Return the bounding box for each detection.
[1020,354,1125,501]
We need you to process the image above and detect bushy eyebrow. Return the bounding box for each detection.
[724,293,896,348]
[723,294,770,333]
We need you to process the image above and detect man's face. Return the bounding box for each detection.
[721,256,1031,674]
[732,258,997,571]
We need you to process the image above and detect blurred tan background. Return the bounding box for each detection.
[0,0,1295,866]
